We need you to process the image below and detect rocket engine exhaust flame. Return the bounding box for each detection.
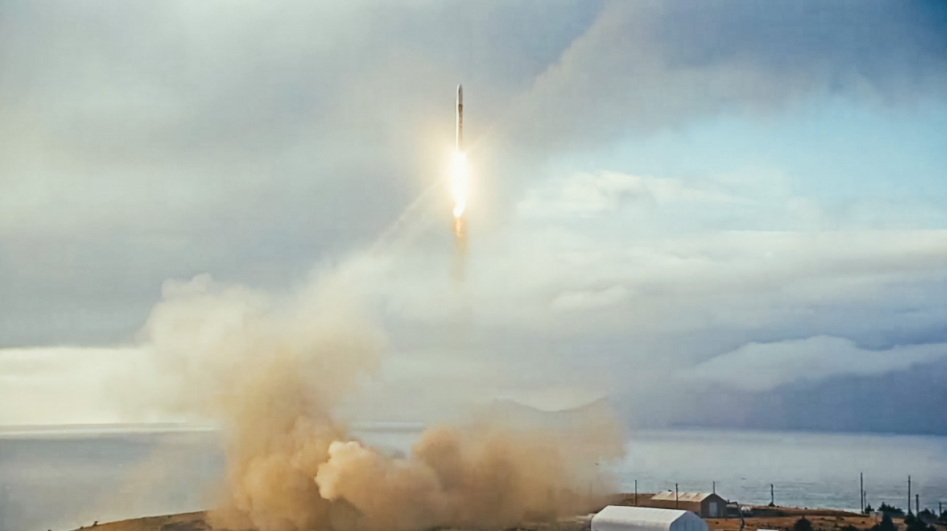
[450,159,467,283]
[451,152,468,220]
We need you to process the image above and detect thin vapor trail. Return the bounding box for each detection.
[368,180,441,256]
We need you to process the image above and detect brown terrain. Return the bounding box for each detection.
[67,499,947,531]
[706,508,880,531]
[705,506,946,531]
[68,511,591,531]
[72,513,212,531]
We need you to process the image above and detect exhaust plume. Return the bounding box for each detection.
[450,152,469,283]
[142,259,622,531]
[451,214,467,284]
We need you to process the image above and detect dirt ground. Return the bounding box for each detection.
[706,512,877,531]
[70,506,947,531]
[705,508,947,531]
[70,511,591,531]
[73,512,211,531]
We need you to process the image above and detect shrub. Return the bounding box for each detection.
[795,517,814,531]
[878,513,896,531]
[879,503,904,516]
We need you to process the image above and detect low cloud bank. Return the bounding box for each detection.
[681,335,947,392]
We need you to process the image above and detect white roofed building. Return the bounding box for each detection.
[591,506,709,531]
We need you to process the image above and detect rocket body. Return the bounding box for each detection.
[456,84,463,151]
[451,84,468,220]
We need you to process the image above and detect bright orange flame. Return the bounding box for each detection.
[451,151,468,218]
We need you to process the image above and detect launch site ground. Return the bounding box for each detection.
[68,505,942,531]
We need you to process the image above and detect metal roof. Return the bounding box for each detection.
[592,506,708,531]
[650,492,721,502]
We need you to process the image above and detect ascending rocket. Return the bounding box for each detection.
[451,84,467,279]
[451,84,468,221]
[456,84,463,151]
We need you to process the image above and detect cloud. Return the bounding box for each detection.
[3,0,946,347]
[0,0,602,346]
[680,335,947,392]
[506,1,947,153]
[5,160,947,427]
[0,346,152,425]
[551,286,628,312]
[2,1,947,433]
[517,171,744,219]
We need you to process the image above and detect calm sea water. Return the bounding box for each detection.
[0,427,223,531]
[2,427,945,531]
[616,429,947,513]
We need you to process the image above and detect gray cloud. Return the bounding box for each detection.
[0,0,603,346]
[0,346,149,425]
[668,358,947,435]
[679,335,947,392]
[504,0,947,154]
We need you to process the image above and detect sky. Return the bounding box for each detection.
[1,0,947,434]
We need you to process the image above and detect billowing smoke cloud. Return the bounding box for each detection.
[316,419,618,531]
[139,260,622,531]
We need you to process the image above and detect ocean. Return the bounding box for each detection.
[2,427,945,531]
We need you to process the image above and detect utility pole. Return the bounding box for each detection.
[676,483,679,509]
[635,480,638,506]
[713,481,716,494]
[916,494,919,515]
[908,476,912,515]
[861,473,864,513]
[771,484,775,507]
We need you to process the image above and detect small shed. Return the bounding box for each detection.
[591,506,709,531]
[649,492,728,518]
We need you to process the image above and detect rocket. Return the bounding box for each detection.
[450,85,468,222]
[456,84,463,151]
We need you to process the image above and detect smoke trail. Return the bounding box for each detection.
[450,146,470,284]
[451,215,467,284]
[369,181,441,257]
